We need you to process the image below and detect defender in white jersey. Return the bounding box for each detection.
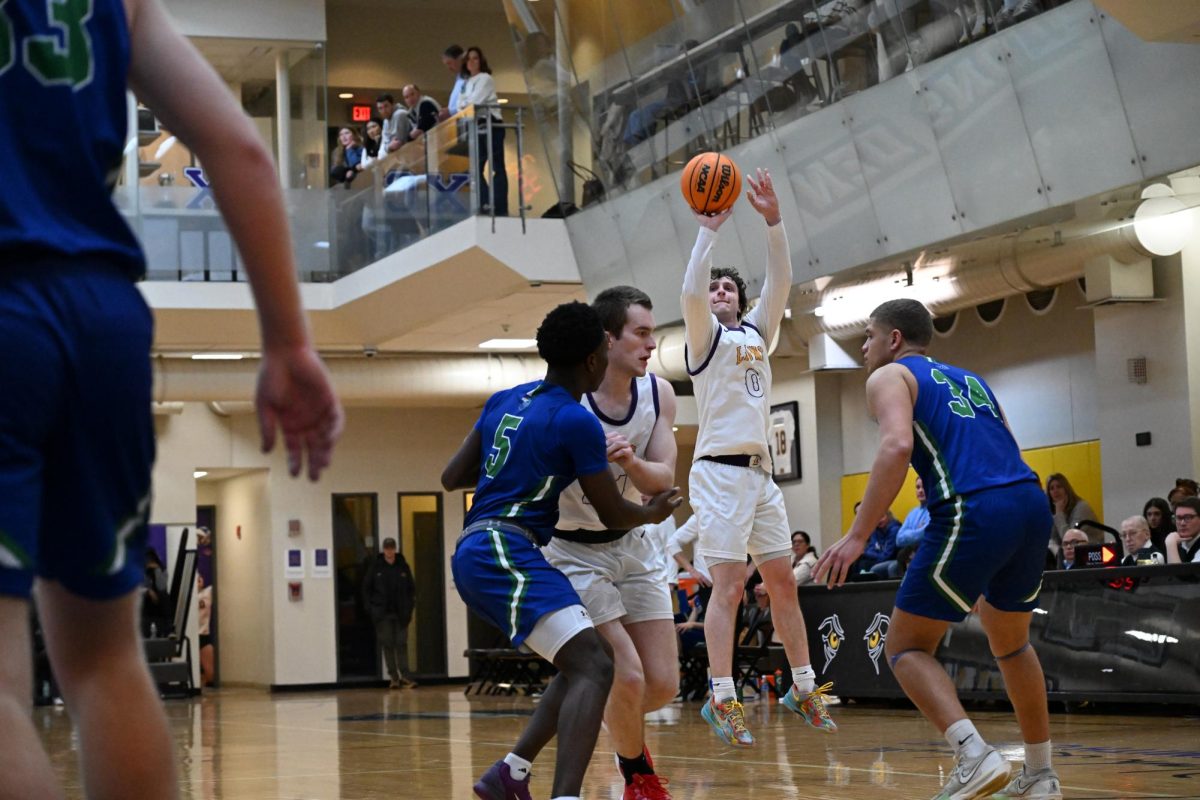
[543,286,679,799]
[682,169,836,747]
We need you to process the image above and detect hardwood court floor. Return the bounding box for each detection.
[36,686,1200,799]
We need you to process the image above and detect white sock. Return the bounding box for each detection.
[945,719,987,760]
[791,665,816,695]
[1024,740,1052,772]
[504,752,532,781]
[712,677,736,704]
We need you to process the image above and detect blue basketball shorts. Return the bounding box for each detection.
[0,260,155,600]
[896,480,1051,622]
[452,525,583,648]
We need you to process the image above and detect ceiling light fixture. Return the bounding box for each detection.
[1132,184,1194,257]
[479,338,537,350]
[193,470,209,479]
[338,92,354,99]
[191,353,244,360]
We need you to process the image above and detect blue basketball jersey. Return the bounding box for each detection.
[465,381,609,545]
[0,0,145,275]
[900,355,1037,506]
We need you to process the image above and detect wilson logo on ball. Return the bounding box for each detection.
[681,152,741,216]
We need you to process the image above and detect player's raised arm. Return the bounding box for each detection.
[681,209,730,368]
[742,169,790,341]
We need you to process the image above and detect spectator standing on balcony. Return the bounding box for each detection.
[361,118,384,166]
[329,126,364,187]
[1046,472,1096,554]
[376,93,408,154]
[816,299,1060,800]
[0,0,343,796]
[1165,497,1200,563]
[402,84,441,140]
[457,46,509,216]
[438,44,467,122]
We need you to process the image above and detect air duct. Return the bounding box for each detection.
[153,354,547,406]
[791,213,1161,342]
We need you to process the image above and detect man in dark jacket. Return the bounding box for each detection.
[363,537,417,688]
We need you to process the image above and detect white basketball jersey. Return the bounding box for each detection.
[688,321,772,470]
[556,374,661,531]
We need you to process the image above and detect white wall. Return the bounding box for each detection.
[839,281,1100,475]
[1094,255,1196,522]
[154,403,479,685]
[161,0,326,41]
[325,1,522,100]
[771,361,845,553]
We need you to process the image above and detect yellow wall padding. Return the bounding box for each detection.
[839,440,1102,533]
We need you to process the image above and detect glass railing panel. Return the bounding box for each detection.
[128,104,542,284]
[505,0,1057,211]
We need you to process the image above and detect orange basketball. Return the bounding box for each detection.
[680,152,742,216]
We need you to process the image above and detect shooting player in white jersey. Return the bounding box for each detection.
[543,286,679,799]
[682,169,836,747]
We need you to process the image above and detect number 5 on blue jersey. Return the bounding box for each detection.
[484,414,522,478]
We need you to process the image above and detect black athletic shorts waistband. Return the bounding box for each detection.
[698,454,763,469]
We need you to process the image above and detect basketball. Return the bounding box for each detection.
[681,152,742,216]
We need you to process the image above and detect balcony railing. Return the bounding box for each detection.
[125,106,526,283]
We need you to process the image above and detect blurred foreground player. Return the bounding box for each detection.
[0,1,343,797]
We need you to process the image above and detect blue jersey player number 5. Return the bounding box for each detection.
[0,0,96,89]
[484,414,523,478]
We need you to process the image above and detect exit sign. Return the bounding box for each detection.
[351,104,372,122]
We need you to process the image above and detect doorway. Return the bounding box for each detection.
[332,493,379,682]
[398,493,447,678]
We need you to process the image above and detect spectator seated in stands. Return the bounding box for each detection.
[402,84,441,140]
[1165,497,1200,564]
[329,126,364,187]
[1143,496,1174,555]
[851,505,900,579]
[1057,528,1089,570]
[1046,472,1097,556]
[1119,515,1165,566]
[790,530,818,586]
[375,93,409,154]
[896,478,930,549]
[1168,478,1199,508]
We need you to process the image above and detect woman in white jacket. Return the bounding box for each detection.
[456,46,508,216]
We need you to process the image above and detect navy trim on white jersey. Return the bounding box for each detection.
[649,373,661,420]
[586,377,638,426]
[686,326,722,376]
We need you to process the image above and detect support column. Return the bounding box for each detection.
[1177,175,1200,479]
[1092,239,1198,520]
[275,51,292,189]
[555,2,573,204]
